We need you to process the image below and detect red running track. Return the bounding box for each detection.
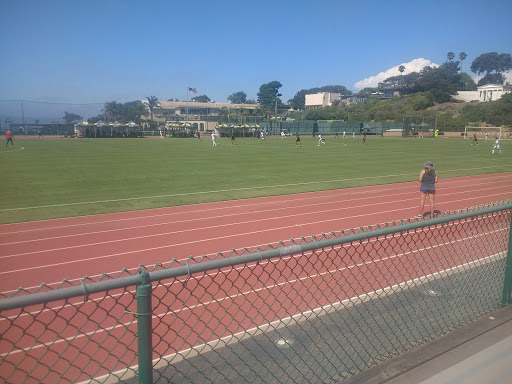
[0,173,511,382]
[1,172,511,294]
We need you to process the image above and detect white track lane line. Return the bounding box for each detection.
[0,191,509,281]
[1,187,509,260]
[0,167,509,213]
[2,228,505,359]
[1,172,510,233]
[1,179,510,245]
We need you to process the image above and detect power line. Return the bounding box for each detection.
[0,99,104,106]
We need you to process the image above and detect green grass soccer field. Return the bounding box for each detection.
[1,135,510,224]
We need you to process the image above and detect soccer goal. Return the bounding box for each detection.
[464,126,502,140]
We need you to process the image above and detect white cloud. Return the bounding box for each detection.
[354,58,439,90]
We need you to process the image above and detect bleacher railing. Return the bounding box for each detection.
[1,202,511,383]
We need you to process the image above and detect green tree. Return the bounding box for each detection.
[470,52,512,85]
[478,73,505,86]
[145,96,160,126]
[459,72,478,90]
[462,92,512,126]
[103,101,121,122]
[218,107,234,124]
[63,112,82,124]
[459,52,467,72]
[410,65,460,102]
[257,81,282,106]
[289,89,309,110]
[191,95,211,103]
[398,65,405,91]
[237,108,250,124]
[447,52,455,61]
[122,101,148,123]
[227,91,247,104]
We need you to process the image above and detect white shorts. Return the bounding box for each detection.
[493,144,500,149]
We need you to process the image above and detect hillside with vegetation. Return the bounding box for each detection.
[287,92,512,131]
[286,52,512,130]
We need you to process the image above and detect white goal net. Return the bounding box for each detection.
[464,126,502,140]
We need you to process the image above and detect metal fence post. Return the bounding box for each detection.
[137,270,153,383]
[501,212,512,307]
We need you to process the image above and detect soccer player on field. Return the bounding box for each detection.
[471,133,478,145]
[363,133,367,144]
[296,133,303,147]
[5,129,14,147]
[231,133,237,145]
[211,132,217,146]
[492,138,501,155]
[317,134,325,146]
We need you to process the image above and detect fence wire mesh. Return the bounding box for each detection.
[0,202,511,383]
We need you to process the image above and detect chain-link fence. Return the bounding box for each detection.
[1,202,511,383]
[278,120,404,136]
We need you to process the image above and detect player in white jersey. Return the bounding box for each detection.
[211,132,217,146]
[317,134,325,146]
[492,138,501,155]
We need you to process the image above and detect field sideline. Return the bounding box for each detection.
[0,135,510,224]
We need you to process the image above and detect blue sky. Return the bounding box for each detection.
[1,0,511,107]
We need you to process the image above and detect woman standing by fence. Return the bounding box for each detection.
[418,161,438,218]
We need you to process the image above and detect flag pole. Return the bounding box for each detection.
[186,87,189,123]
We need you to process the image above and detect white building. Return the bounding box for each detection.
[453,91,479,102]
[305,92,341,109]
[455,84,511,102]
[477,84,512,102]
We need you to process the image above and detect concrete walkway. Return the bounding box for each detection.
[343,305,512,384]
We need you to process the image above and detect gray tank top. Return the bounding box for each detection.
[422,170,436,189]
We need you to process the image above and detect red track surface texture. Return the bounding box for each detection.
[0,173,511,383]
[1,173,511,294]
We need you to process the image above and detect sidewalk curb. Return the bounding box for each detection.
[341,305,512,384]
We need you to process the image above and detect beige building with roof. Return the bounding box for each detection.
[148,100,259,132]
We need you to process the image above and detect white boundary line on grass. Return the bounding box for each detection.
[0,146,24,154]
[0,165,509,212]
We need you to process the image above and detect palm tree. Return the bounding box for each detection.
[104,101,120,123]
[146,96,160,127]
[237,108,250,124]
[459,52,467,72]
[398,65,405,93]
[447,52,455,61]
[219,107,230,124]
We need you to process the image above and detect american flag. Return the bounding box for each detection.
[188,87,197,94]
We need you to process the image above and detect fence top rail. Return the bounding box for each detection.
[1,201,510,312]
